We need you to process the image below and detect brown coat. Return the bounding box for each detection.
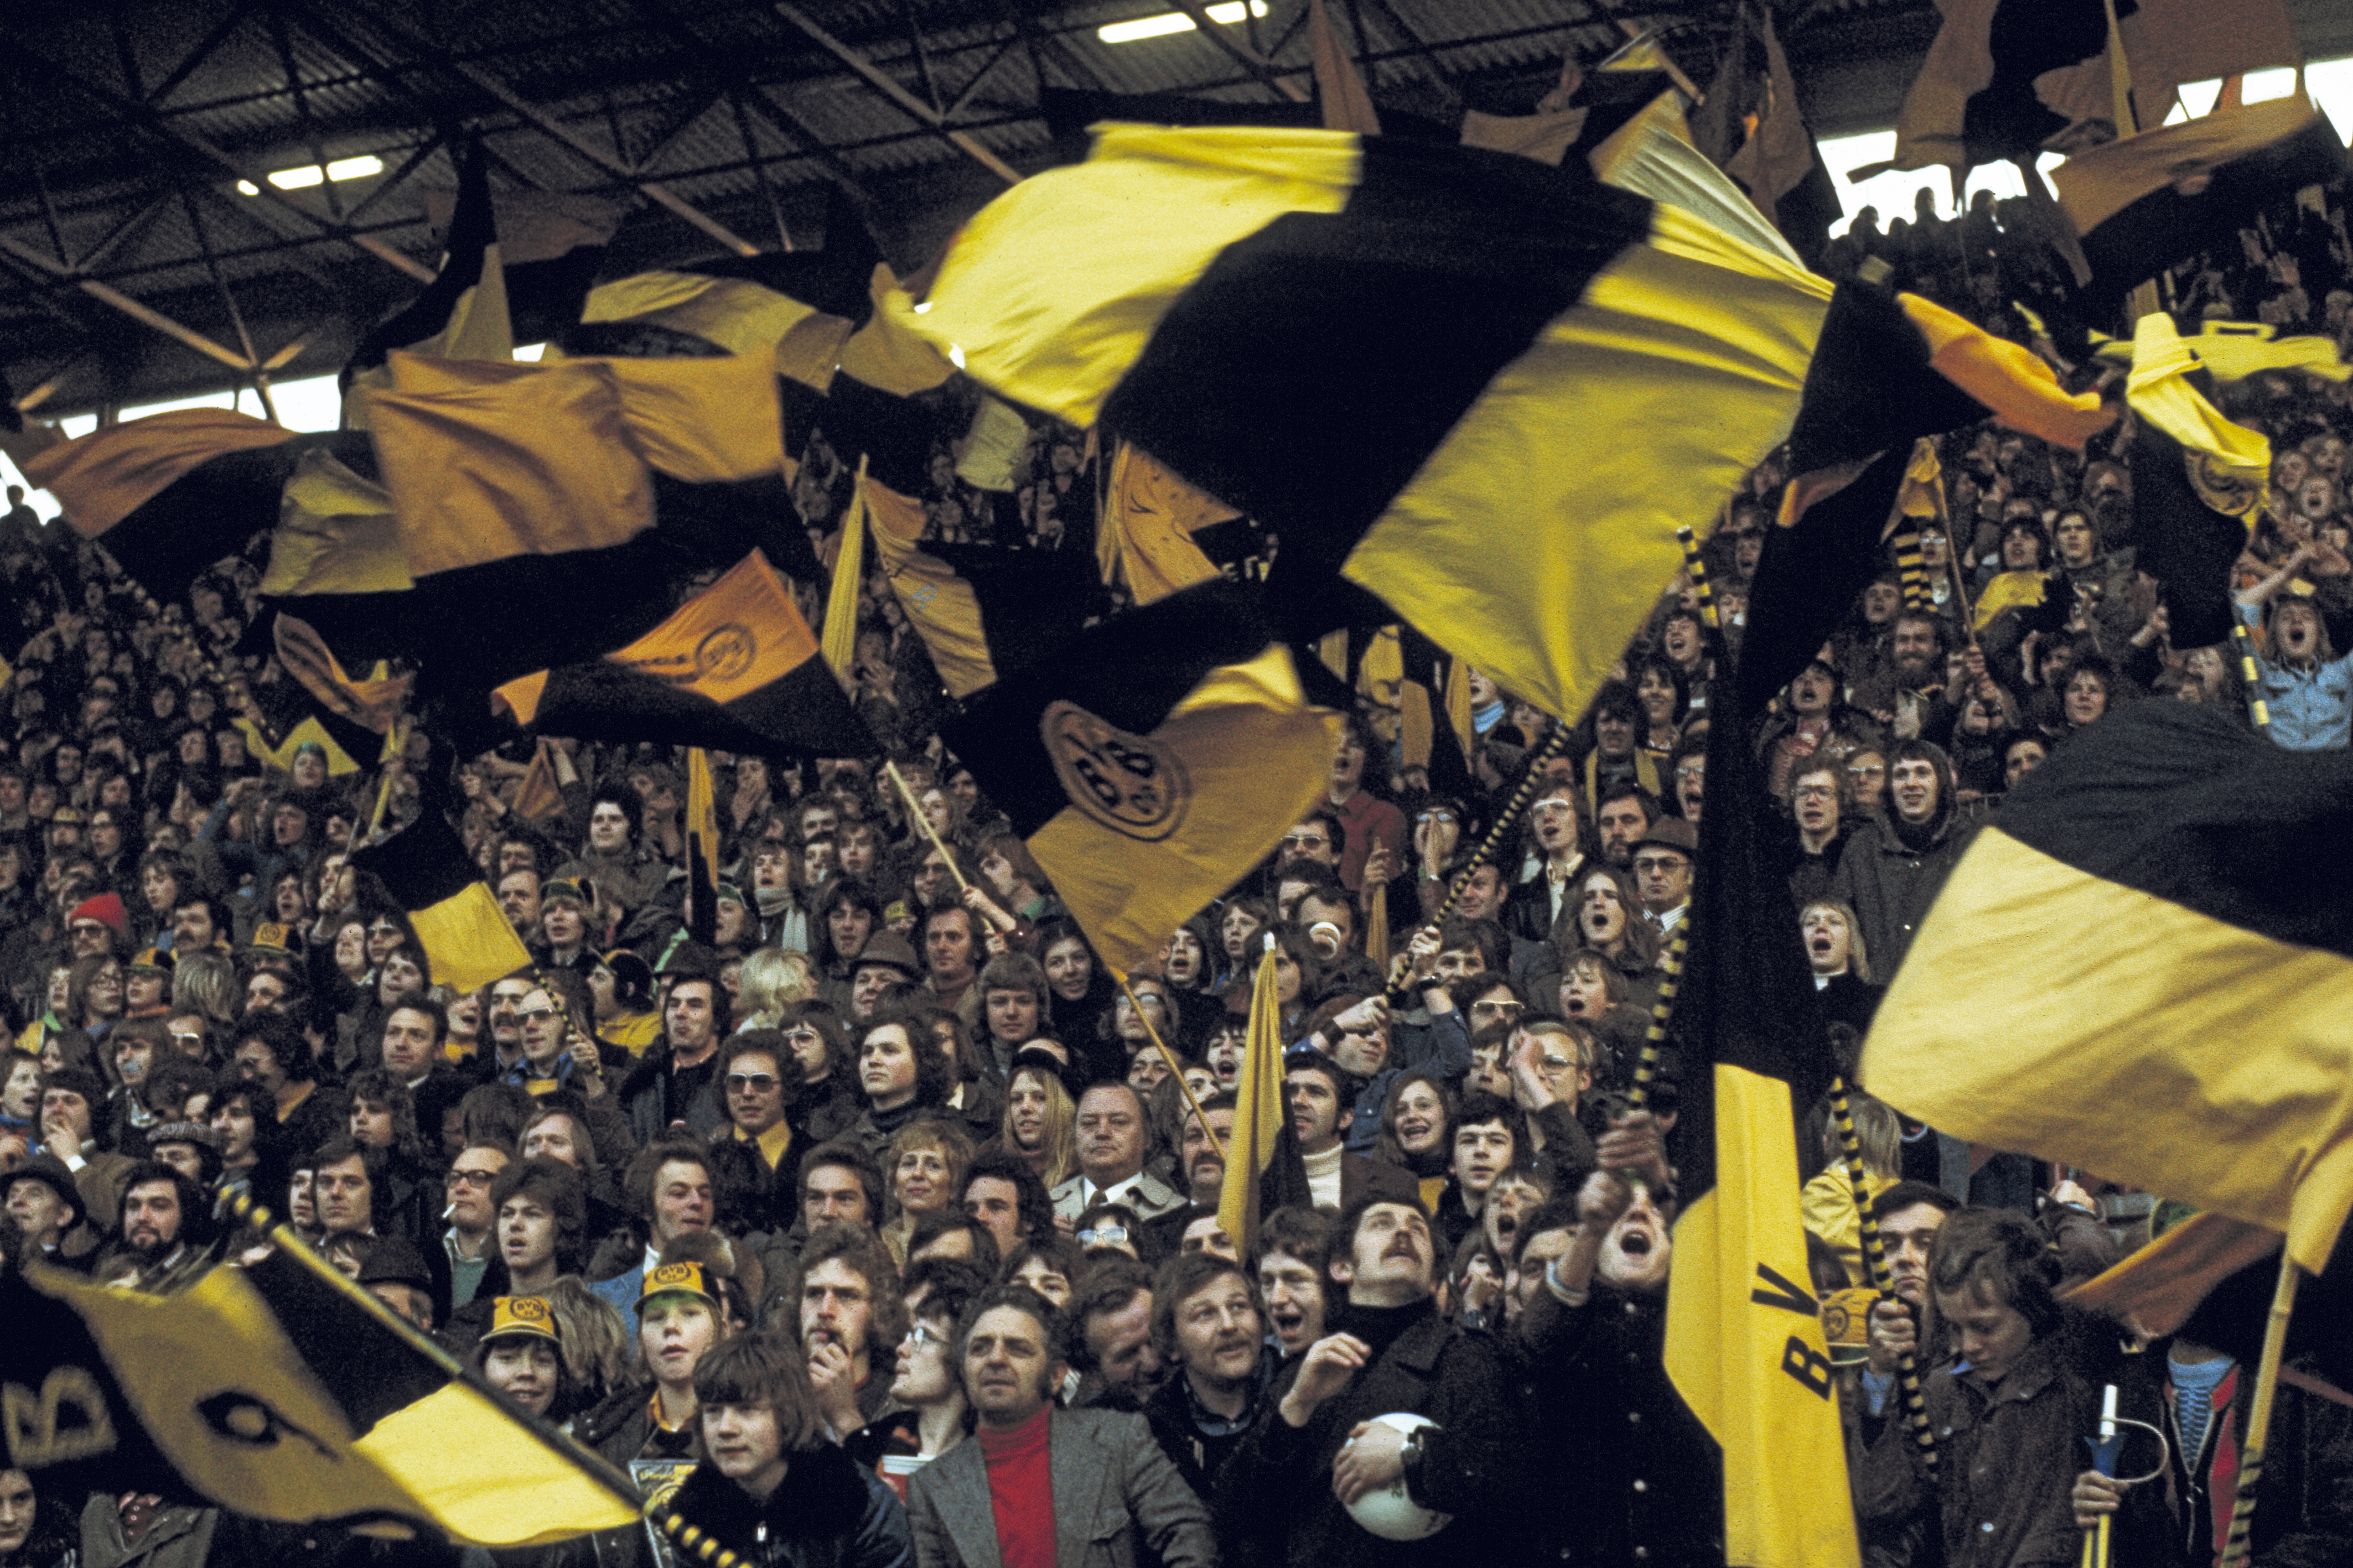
[1855,1334,2095,1568]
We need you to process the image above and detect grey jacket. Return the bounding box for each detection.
[905,1407,1216,1568]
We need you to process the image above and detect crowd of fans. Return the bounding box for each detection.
[1,159,2351,1568]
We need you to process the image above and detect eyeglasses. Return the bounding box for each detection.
[1414,810,1457,825]
[780,1028,822,1048]
[446,1168,499,1187]
[1532,801,1575,818]
[1469,1000,1523,1019]
[169,1032,203,1047]
[1077,1226,1129,1247]
[1281,833,1329,850]
[725,1073,779,1094]
[518,1008,557,1024]
[1791,785,1836,801]
[1674,763,1706,781]
[1631,855,1688,874]
[905,1321,949,1351]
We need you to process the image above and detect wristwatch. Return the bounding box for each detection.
[1397,1424,1427,1496]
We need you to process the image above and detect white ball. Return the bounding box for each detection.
[1343,1412,1453,1541]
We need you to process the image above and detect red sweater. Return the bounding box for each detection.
[977,1405,1057,1568]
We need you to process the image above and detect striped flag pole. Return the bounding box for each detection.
[1675,525,1721,630]
[2220,1256,2304,1567]
[2228,622,2272,733]
[1830,1076,1938,1476]
[1417,721,1574,933]
[1623,925,1687,1113]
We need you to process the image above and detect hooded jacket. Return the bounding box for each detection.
[1828,743,1973,978]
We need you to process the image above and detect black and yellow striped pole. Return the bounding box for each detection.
[2228,622,2272,733]
[2219,1258,2303,1567]
[1829,1076,1938,1477]
[1421,720,1574,931]
[1622,926,1687,1114]
[1673,526,1721,631]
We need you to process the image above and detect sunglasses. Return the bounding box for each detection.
[725,1073,780,1094]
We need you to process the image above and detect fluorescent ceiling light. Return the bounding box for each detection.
[1100,1,1267,45]
[242,155,385,195]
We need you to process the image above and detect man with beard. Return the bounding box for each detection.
[1853,613,1956,744]
[1216,1193,1515,1568]
[793,1223,905,1441]
[1144,1253,1272,1497]
[105,1163,211,1283]
[1506,1114,1719,1566]
[1831,739,1974,978]
[2236,542,2353,749]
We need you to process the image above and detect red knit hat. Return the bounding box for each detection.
[69,892,127,938]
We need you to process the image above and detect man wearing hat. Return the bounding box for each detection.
[356,1236,439,1333]
[123,947,174,1019]
[1631,817,1697,938]
[847,931,922,1027]
[580,1252,736,1469]
[66,890,127,960]
[2,1155,89,1268]
[589,948,662,1056]
[144,1121,224,1193]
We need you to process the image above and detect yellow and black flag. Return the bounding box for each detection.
[349,806,532,995]
[940,579,1341,977]
[491,550,873,757]
[2123,312,2268,647]
[21,411,372,604]
[1,1244,639,1545]
[1660,451,1911,1568]
[1879,0,2302,174]
[1864,699,2353,1275]
[2051,95,2346,325]
[906,123,2107,723]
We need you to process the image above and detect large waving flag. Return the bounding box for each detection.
[3,1243,639,1545]
[904,123,2105,723]
[22,413,371,603]
[1864,700,2353,1274]
[493,550,872,756]
[350,807,532,995]
[1658,454,1904,1568]
[940,579,1340,976]
[1220,938,1296,1257]
[2123,313,2268,648]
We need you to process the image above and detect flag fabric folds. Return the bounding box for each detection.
[1098,443,1233,605]
[1219,941,1289,1257]
[1863,700,2353,1273]
[2,1249,639,1545]
[492,551,873,757]
[22,411,371,601]
[2124,313,2267,647]
[1657,454,1900,1568]
[2053,97,2347,324]
[939,579,1341,977]
[908,123,2106,724]
[350,808,532,995]
[686,748,720,946]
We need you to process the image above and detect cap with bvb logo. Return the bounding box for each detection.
[639,1260,718,1307]
[486,1295,562,1343]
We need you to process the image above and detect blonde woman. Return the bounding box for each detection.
[987,1060,1079,1189]
[879,1118,974,1269]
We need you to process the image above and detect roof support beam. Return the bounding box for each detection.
[6,45,437,282]
[325,2,763,256]
[769,3,1024,184]
[1165,1,1312,103]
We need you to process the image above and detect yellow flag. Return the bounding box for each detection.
[1099,442,1229,605]
[1219,942,1287,1256]
[822,458,870,681]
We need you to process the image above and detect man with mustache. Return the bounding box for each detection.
[1143,1253,1271,1498]
[107,1162,210,1282]
[1216,1193,1515,1565]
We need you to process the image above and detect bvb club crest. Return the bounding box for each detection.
[1041,701,1189,843]
[693,624,757,683]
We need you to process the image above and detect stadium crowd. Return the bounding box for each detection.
[1,158,2351,1568]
